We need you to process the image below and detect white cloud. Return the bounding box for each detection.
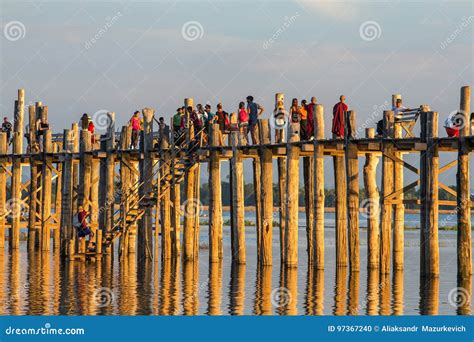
[295,0,359,21]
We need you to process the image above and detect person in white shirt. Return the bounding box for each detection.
[392,98,413,118]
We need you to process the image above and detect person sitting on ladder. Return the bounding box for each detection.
[76,206,94,247]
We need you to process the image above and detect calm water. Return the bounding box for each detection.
[0,212,472,316]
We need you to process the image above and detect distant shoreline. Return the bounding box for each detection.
[201,206,459,215]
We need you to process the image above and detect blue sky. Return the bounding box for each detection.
[1,0,473,185]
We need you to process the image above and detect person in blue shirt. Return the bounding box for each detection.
[246,95,264,144]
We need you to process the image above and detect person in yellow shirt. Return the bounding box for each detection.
[300,99,308,140]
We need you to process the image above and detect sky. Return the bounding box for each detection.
[0,0,473,186]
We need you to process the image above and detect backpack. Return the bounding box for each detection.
[239,109,248,123]
[224,115,230,131]
[173,114,182,127]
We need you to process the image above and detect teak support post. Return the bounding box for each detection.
[229,129,246,264]
[209,124,223,262]
[138,108,155,260]
[380,110,394,275]
[259,119,273,266]
[363,128,380,269]
[285,122,300,267]
[313,104,325,269]
[60,129,75,257]
[457,86,472,279]
[40,130,53,251]
[344,110,359,272]
[420,111,439,278]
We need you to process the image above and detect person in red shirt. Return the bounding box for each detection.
[130,111,141,149]
[88,120,95,145]
[77,206,93,239]
[238,101,249,145]
[332,95,347,138]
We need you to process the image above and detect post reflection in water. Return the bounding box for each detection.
[347,271,359,315]
[254,265,272,315]
[182,261,199,315]
[26,252,41,314]
[170,257,181,315]
[0,251,5,314]
[365,268,379,315]
[228,262,245,315]
[9,250,21,315]
[119,255,137,315]
[281,266,298,316]
[0,243,470,316]
[137,259,153,315]
[392,270,404,315]
[457,276,472,315]
[100,255,114,316]
[159,258,172,315]
[419,276,439,315]
[305,267,324,315]
[333,267,347,315]
[207,261,223,315]
[379,273,391,315]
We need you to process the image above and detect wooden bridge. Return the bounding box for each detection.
[0,87,472,283]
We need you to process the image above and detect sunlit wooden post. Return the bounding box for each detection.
[380,110,394,275]
[420,111,439,277]
[0,133,6,249]
[392,124,404,272]
[229,127,246,264]
[259,119,273,266]
[333,138,347,267]
[40,130,53,251]
[313,104,325,269]
[209,124,223,262]
[10,89,24,250]
[99,112,115,255]
[457,86,472,279]
[363,128,380,269]
[138,108,155,260]
[344,110,359,272]
[161,125,171,260]
[275,93,287,264]
[285,118,300,267]
[60,129,74,257]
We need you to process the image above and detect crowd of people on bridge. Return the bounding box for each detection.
[2,95,473,156]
